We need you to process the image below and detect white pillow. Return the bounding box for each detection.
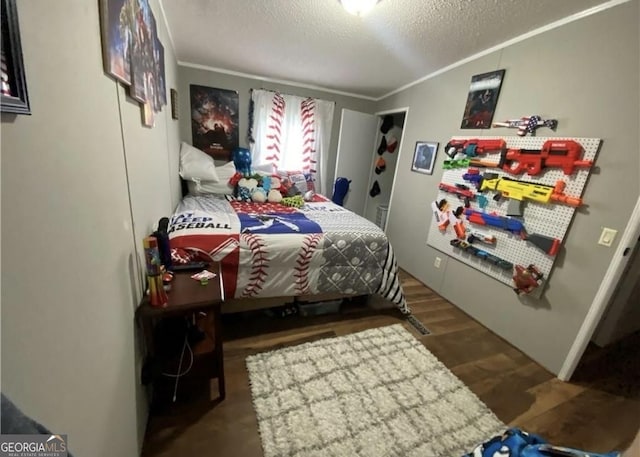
[187,161,237,195]
[187,180,234,195]
[179,142,219,182]
[253,163,275,174]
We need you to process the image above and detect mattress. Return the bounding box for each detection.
[168,194,408,314]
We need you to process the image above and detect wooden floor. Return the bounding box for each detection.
[142,270,640,456]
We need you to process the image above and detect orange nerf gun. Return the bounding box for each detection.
[431,199,465,239]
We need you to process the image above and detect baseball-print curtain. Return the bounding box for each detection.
[250,89,334,195]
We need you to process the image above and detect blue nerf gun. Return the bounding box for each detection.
[464,208,525,236]
[462,168,483,187]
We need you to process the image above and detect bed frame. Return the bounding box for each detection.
[221,291,370,314]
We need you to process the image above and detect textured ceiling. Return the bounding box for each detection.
[161,0,612,99]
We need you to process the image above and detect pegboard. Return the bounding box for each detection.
[426,136,601,297]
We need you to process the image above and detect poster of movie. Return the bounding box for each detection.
[460,69,505,129]
[190,85,239,160]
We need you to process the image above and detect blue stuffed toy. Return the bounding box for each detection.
[233,147,252,176]
[331,177,351,206]
[465,428,621,457]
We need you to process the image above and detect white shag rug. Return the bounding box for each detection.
[246,324,505,457]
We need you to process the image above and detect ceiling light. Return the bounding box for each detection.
[340,0,380,16]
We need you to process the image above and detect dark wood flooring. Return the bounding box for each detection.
[142,270,640,456]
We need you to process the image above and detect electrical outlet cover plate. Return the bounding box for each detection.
[598,227,617,247]
[434,257,442,268]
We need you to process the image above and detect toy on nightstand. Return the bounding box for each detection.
[143,236,168,307]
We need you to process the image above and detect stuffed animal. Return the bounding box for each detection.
[237,186,252,202]
[332,177,351,206]
[304,190,315,201]
[238,177,258,191]
[267,189,283,203]
[236,177,258,201]
[271,176,283,192]
[232,147,252,176]
[261,176,272,193]
[282,195,305,208]
[251,187,267,203]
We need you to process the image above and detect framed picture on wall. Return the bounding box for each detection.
[1,0,31,115]
[98,0,132,85]
[411,141,438,175]
[460,69,505,129]
[98,0,166,126]
[170,88,178,119]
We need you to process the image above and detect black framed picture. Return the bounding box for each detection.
[1,0,30,115]
[411,141,438,175]
[460,69,505,129]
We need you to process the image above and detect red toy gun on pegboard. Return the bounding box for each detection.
[445,138,506,159]
[470,139,593,176]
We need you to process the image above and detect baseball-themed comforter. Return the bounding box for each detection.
[168,194,408,313]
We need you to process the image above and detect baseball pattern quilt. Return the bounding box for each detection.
[168,194,408,313]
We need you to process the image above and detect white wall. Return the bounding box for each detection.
[376,0,640,374]
[1,0,180,455]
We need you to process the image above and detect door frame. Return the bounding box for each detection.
[333,108,380,215]
[372,107,410,232]
[558,193,640,380]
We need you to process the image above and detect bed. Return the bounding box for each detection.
[168,192,409,314]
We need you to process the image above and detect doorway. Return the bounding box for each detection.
[559,195,640,380]
[333,107,409,232]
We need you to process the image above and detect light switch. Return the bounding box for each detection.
[598,227,617,247]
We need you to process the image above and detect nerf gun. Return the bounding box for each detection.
[442,158,471,169]
[450,239,512,270]
[469,140,593,176]
[464,208,525,236]
[431,199,450,231]
[479,173,583,217]
[462,168,483,186]
[492,115,558,136]
[445,138,506,159]
[467,229,496,245]
[464,209,561,256]
[431,199,465,239]
[438,182,475,208]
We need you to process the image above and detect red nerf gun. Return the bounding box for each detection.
[470,140,593,176]
[445,138,506,159]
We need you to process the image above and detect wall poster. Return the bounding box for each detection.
[460,69,505,129]
[190,84,239,160]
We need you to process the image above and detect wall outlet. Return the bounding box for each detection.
[598,227,618,247]
[434,257,442,268]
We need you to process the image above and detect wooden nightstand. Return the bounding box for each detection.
[136,264,225,407]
